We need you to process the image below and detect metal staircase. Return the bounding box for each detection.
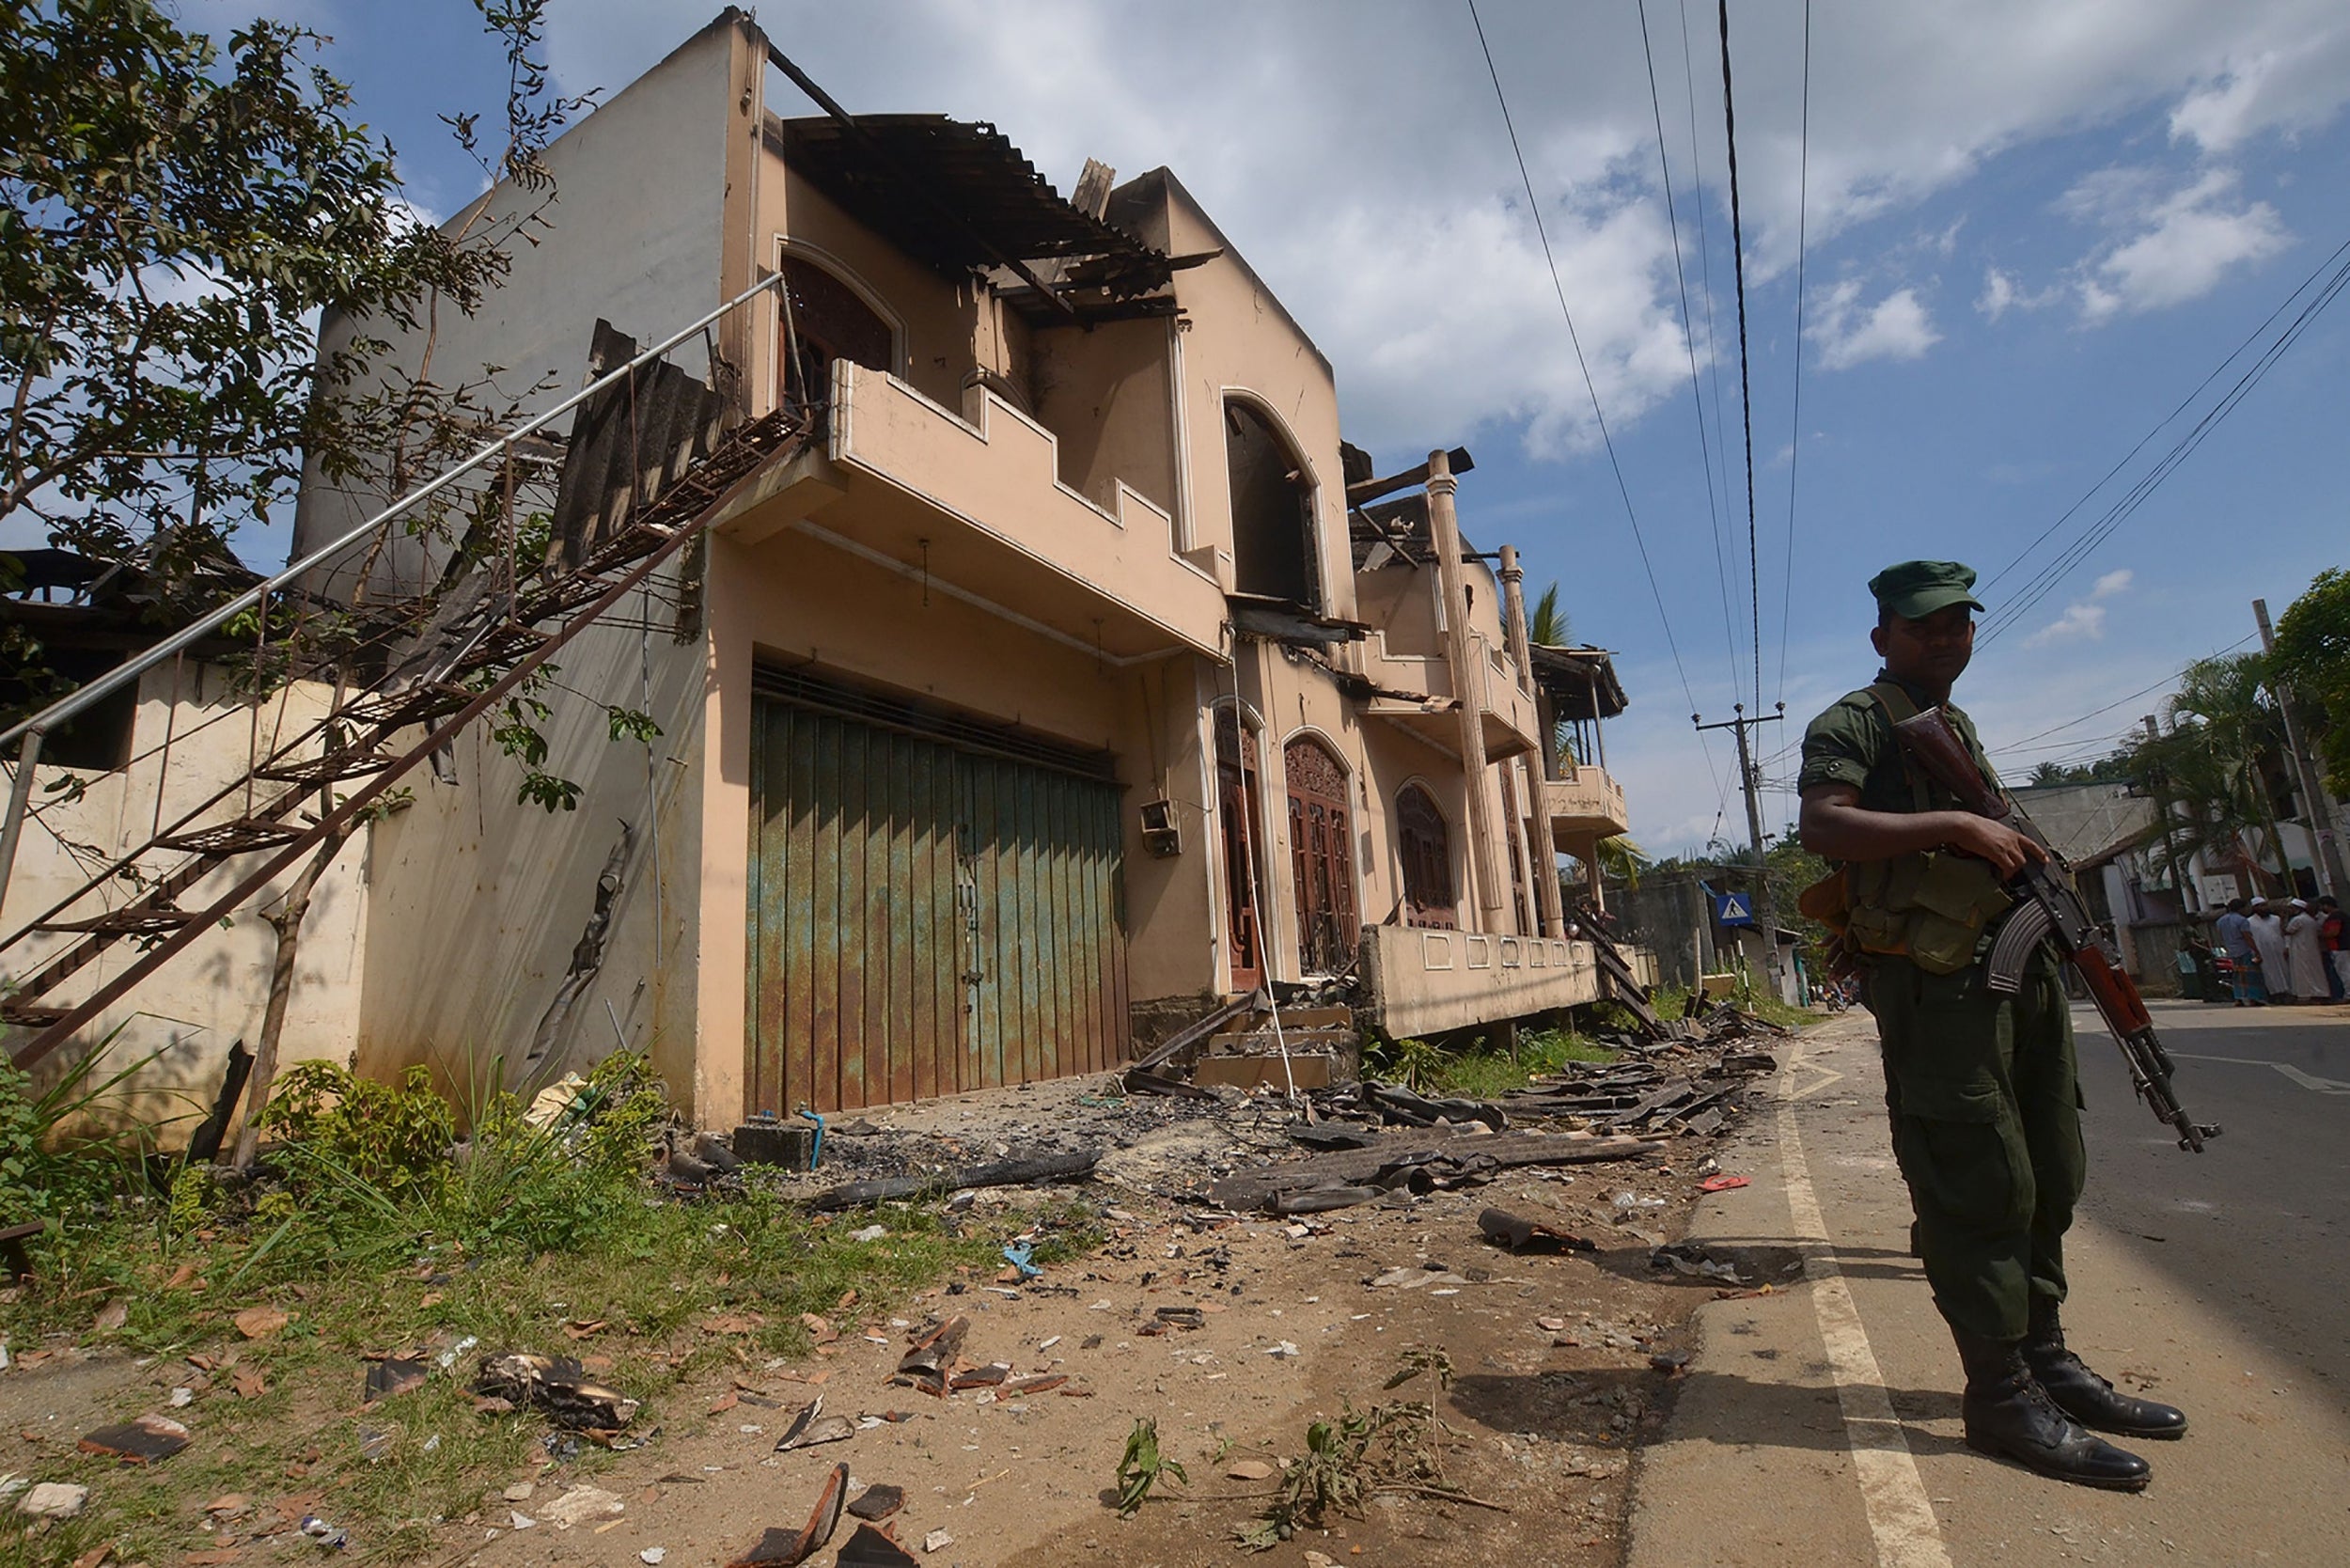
[1,278,805,1068]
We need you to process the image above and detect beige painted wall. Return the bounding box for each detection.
[1,666,368,1138]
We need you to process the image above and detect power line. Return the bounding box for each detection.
[1714,0,1762,718]
[1978,234,2350,643]
[1464,0,1730,808]
[1636,0,1742,703]
[1774,0,1812,710]
[1983,632,2259,754]
[1677,0,1741,619]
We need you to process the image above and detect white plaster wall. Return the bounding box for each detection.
[290,18,742,601]
[1,666,368,1140]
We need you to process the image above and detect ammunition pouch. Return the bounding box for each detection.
[1846,850,2013,975]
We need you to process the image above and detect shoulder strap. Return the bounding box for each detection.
[1861,682,1934,813]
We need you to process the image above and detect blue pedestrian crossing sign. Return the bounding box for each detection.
[1714,891,1756,927]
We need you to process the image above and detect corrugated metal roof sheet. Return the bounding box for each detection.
[771,115,1174,298]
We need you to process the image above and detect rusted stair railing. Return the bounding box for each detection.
[1,274,802,1066]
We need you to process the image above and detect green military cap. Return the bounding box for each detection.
[1868,559,1985,619]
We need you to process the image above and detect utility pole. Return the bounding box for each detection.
[1694,702,1786,996]
[2254,598,2347,897]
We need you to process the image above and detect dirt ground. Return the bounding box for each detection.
[2,1069,1787,1568]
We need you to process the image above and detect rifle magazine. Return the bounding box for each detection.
[1983,900,2056,994]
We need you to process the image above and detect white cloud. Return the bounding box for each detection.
[2066,167,2290,321]
[524,0,2350,457]
[2023,601,2108,648]
[1979,267,2018,321]
[2091,568,2133,598]
[1808,281,1940,370]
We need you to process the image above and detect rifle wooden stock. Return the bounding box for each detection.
[1888,708,2220,1153]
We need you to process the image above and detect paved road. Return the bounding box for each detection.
[2076,998,2350,1395]
[1626,1000,2350,1568]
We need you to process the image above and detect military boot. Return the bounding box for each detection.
[2024,1300,2188,1439]
[1953,1329,2151,1491]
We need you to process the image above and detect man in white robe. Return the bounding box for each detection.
[2285,900,2330,1002]
[2248,901,2293,1002]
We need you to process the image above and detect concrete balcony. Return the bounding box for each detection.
[1545,767,1629,847]
[1356,923,1602,1039]
[716,360,1224,660]
[1360,632,1541,760]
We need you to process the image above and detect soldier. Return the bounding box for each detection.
[1796,560,2186,1491]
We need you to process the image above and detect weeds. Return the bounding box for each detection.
[2,1052,1079,1568]
[1368,1027,1615,1100]
[1115,1417,1189,1516]
[1234,1348,1460,1551]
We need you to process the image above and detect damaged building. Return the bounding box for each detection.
[0,9,1653,1131]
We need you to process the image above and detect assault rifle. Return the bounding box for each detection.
[1892,707,2221,1153]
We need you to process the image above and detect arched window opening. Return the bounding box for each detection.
[778,255,894,413]
[1215,708,1266,990]
[1285,736,1357,973]
[1225,400,1319,607]
[1396,784,1456,931]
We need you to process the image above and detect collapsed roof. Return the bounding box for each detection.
[770,115,1180,316]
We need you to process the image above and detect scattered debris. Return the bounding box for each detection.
[474,1353,640,1430]
[78,1414,191,1463]
[891,1316,970,1398]
[1208,1126,1663,1215]
[773,1396,855,1452]
[922,1528,955,1553]
[727,1463,848,1567]
[92,1299,128,1333]
[1225,1458,1276,1482]
[17,1482,88,1519]
[1478,1208,1596,1254]
[1699,1172,1751,1193]
[1651,1242,1747,1284]
[540,1485,626,1529]
[808,1151,1099,1212]
[846,1483,904,1521]
[299,1513,349,1548]
[641,1550,667,1565]
[835,1523,921,1568]
[364,1356,429,1403]
[847,1224,887,1244]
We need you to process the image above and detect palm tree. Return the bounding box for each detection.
[2125,652,2292,887]
[1529,582,1569,648]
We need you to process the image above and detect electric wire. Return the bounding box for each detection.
[1978,234,2350,640]
[1636,0,1743,702]
[1979,243,2350,646]
[1714,0,1763,718]
[1774,0,1811,711]
[1983,632,2259,755]
[1678,0,1739,593]
[1465,0,1729,811]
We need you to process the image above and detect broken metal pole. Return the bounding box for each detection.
[0,728,42,924]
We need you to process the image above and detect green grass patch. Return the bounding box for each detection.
[1368,1027,1616,1100]
[0,1053,1101,1566]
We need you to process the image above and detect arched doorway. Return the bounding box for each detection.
[778,254,895,412]
[1285,736,1358,973]
[1215,708,1266,990]
[1225,399,1319,607]
[1396,784,1457,930]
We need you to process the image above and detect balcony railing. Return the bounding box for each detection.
[1544,767,1628,846]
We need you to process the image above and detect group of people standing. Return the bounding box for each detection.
[2213,894,2343,1004]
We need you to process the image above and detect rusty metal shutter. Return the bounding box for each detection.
[750,687,1128,1113]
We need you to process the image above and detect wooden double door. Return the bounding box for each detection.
[747,689,1128,1114]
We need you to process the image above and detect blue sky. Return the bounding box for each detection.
[161,0,2350,855]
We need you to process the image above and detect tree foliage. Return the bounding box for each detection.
[2119,651,2292,886]
[2272,567,2350,795]
[0,0,519,584]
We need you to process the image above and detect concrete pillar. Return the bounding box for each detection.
[1426,451,1505,923]
[1497,546,1565,940]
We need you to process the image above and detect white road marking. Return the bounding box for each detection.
[2169,1052,2350,1093]
[1789,1058,1847,1101]
[1777,1040,1953,1568]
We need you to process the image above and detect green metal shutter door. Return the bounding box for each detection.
[750,696,1129,1111]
